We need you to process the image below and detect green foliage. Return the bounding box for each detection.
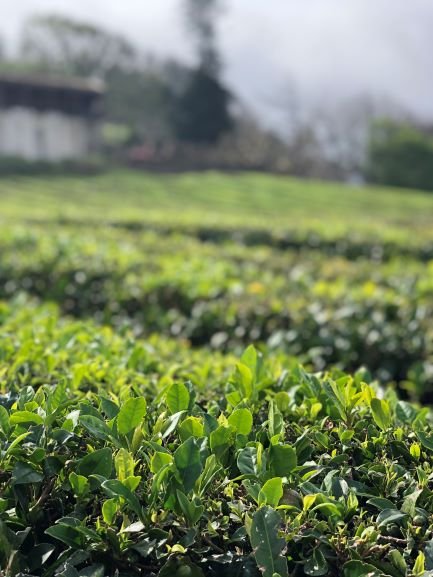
[166,383,191,414]
[1,170,433,401]
[1,171,433,575]
[370,398,392,431]
[367,119,433,191]
[21,13,136,78]
[173,67,233,144]
[0,329,432,575]
[117,396,147,435]
[250,507,288,577]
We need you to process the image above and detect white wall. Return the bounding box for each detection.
[0,107,98,161]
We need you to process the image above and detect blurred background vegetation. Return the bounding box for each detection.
[1,1,433,190]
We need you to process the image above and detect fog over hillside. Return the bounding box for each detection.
[4,0,433,128]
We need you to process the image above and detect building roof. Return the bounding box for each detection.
[0,72,105,95]
[0,72,104,117]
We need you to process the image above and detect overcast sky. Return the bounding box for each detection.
[3,1,433,128]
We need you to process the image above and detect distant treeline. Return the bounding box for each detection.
[1,4,433,190]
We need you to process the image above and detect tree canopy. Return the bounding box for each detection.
[20,14,136,78]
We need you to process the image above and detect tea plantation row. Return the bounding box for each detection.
[1,300,433,577]
[0,224,432,401]
[2,171,433,254]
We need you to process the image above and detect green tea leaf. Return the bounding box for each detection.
[150,451,173,474]
[417,431,433,451]
[176,490,204,526]
[117,397,147,435]
[102,498,118,525]
[115,449,135,481]
[45,523,84,549]
[250,506,288,577]
[209,424,234,463]
[269,445,297,476]
[69,472,90,497]
[101,479,143,520]
[10,411,44,426]
[77,448,113,478]
[268,401,284,438]
[178,416,204,441]
[401,489,422,516]
[343,560,382,577]
[228,408,253,435]
[370,398,392,431]
[166,383,190,414]
[413,552,425,577]
[12,462,43,485]
[234,363,253,399]
[258,477,283,508]
[237,446,259,476]
[305,549,329,576]
[80,415,116,442]
[376,509,407,527]
[0,405,10,434]
[395,401,417,424]
[366,497,395,510]
[174,437,203,494]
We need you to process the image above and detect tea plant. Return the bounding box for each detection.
[0,224,432,400]
[1,171,433,575]
[0,306,432,576]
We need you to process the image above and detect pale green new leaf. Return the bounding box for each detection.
[228,408,253,435]
[258,477,283,508]
[370,398,392,431]
[117,397,146,435]
[166,383,190,414]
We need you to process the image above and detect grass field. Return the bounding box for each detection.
[1,170,433,576]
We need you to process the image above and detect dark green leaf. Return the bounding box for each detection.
[12,462,43,485]
[45,523,84,549]
[76,448,113,478]
[101,479,143,520]
[343,560,383,577]
[305,549,329,576]
[269,445,297,476]
[250,506,288,577]
[174,437,203,494]
[377,509,407,527]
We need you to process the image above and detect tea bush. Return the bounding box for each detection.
[1,301,433,577]
[1,171,433,576]
[0,224,432,401]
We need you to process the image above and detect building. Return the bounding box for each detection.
[0,73,104,162]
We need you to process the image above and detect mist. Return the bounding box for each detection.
[4,0,433,129]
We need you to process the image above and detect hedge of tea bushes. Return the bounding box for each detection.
[1,301,433,576]
[0,224,432,400]
[2,170,433,257]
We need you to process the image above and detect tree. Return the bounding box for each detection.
[20,14,136,78]
[105,59,174,143]
[18,15,177,145]
[173,0,233,144]
[367,119,433,191]
[184,0,222,75]
[173,67,232,144]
